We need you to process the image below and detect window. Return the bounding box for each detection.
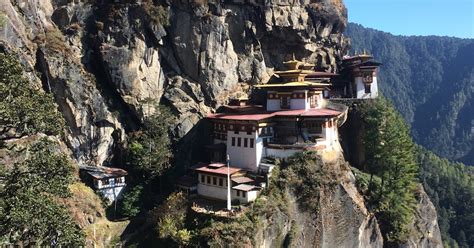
[250,138,254,148]
[201,175,205,183]
[280,96,290,109]
[242,191,246,198]
[364,84,371,93]
[234,131,239,134]
[244,138,248,147]
[219,178,223,186]
[207,176,211,184]
[213,177,217,185]
[247,131,251,135]
[232,137,235,146]
[236,190,240,197]
[237,138,241,147]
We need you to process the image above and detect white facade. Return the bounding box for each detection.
[267,99,281,111]
[354,76,378,99]
[231,189,258,204]
[226,130,262,172]
[94,177,126,202]
[197,179,229,200]
[266,147,301,158]
[196,173,258,203]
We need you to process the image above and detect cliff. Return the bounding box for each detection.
[0,0,348,167]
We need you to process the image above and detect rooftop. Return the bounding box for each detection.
[207,107,342,121]
[255,81,331,89]
[80,165,128,179]
[232,184,260,192]
[194,163,243,176]
[231,176,255,184]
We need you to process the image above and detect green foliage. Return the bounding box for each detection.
[0,138,84,246]
[417,147,474,248]
[0,52,65,137]
[359,98,419,243]
[0,12,6,28]
[142,0,170,26]
[126,105,174,180]
[118,185,144,218]
[152,192,191,246]
[346,23,474,164]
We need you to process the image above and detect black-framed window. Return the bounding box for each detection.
[231,137,235,146]
[364,84,371,93]
[207,176,211,184]
[237,138,241,147]
[250,138,254,148]
[201,175,205,183]
[219,178,223,186]
[244,138,248,147]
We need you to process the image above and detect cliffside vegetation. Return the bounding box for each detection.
[0,52,65,138]
[353,98,474,247]
[418,148,474,248]
[0,138,84,246]
[345,23,474,164]
[0,52,84,246]
[357,98,419,244]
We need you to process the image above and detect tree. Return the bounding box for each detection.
[152,192,192,246]
[126,105,174,180]
[0,138,84,246]
[359,98,419,243]
[0,52,65,138]
[118,185,144,218]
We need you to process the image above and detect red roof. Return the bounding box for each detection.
[207,112,273,121]
[194,163,243,176]
[207,108,341,121]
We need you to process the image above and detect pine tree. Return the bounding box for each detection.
[359,98,418,243]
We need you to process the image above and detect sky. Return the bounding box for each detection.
[344,0,474,38]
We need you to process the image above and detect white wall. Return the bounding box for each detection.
[232,190,258,204]
[355,77,378,99]
[290,98,308,110]
[98,186,125,203]
[227,131,260,171]
[267,99,281,111]
[197,180,228,200]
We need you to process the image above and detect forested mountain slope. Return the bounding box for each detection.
[345,23,474,164]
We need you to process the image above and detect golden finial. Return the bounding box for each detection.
[292,53,296,61]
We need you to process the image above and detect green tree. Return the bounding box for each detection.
[126,105,174,180]
[0,52,65,137]
[118,185,144,218]
[0,138,84,246]
[359,98,419,243]
[152,192,191,246]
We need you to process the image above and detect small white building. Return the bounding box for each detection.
[331,54,381,99]
[191,163,261,204]
[80,166,127,203]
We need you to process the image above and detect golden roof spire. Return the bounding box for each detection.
[292,53,296,61]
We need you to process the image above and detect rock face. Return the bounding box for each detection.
[253,157,384,248]
[400,187,443,248]
[0,0,348,166]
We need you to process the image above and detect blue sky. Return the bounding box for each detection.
[344,0,474,38]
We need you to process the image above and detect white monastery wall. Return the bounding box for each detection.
[267,99,281,111]
[226,130,260,171]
